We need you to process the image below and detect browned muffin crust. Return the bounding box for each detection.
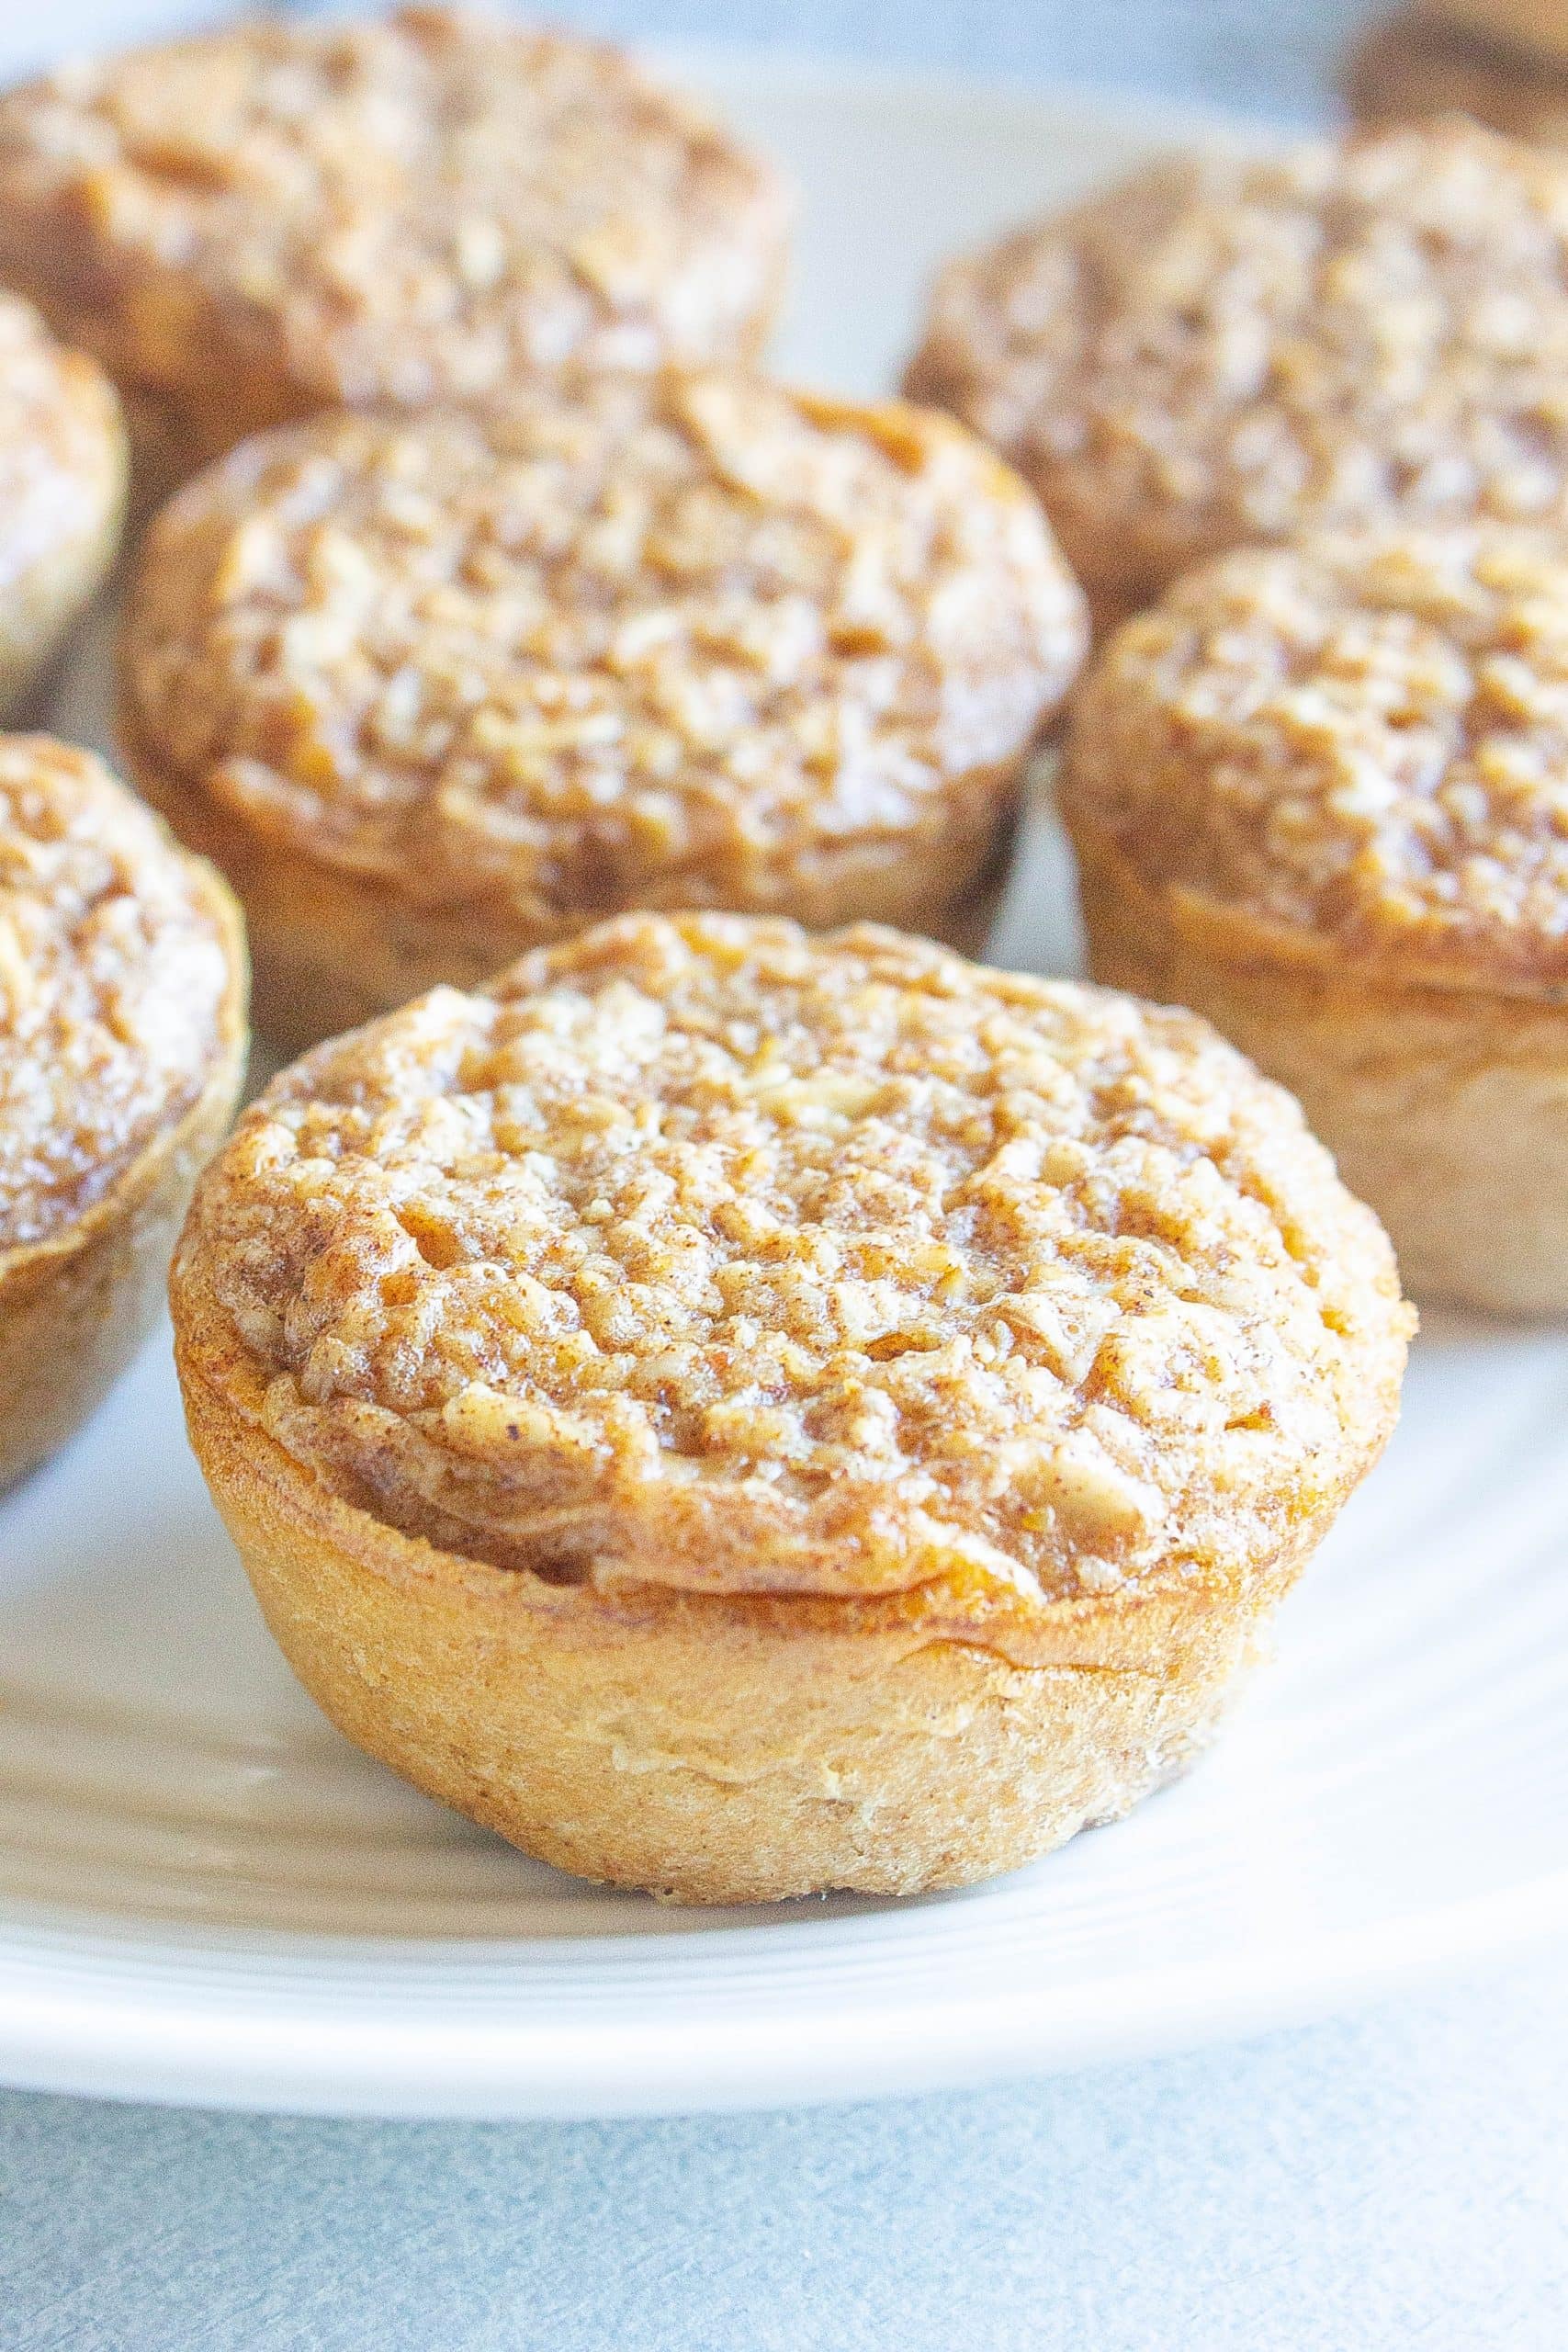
[0,737,236,1250]
[1060,526,1568,1313]
[171,915,1408,1896]
[905,119,1568,628]
[0,293,125,713]
[1061,526,1568,993]
[178,914,1405,1614]
[0,7,791,491]
[1347,10,1568,145]
[0,736,246,1487]
[120,376,1086,1041]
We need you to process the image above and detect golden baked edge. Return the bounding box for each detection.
[1067,817,1568,1317]
[0,855,247,1490]
[171,1233,1403,1908]
[116,706,1028,1051]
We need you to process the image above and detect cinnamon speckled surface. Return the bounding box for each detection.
[2,8,1563,2349]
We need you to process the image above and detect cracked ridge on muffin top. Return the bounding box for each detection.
[121,377,1086,920]
[906,119,1568,598]
[175,914,1410,1608]
[0,6,788,438]
[1063,526,1568,988]
[0,738,234,1251]
[0,291,122,590]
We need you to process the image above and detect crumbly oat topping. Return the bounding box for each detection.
[0,6,788,450]
[1063,527,1568,984]
[122,378,1085,922]
[0,739,231,1251]
[0,290,122,587]
[906,120,1568,605]
[179,915,1408,1605]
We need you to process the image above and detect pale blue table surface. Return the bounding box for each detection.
[4,6,1566,2347]
[4,1962,1565,2349]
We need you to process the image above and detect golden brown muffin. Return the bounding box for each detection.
[905,119,1568,633]
[119,375,1089,1050]
[0,292,125,715]
[1347,10,1568,145]
[0,737,246,1489]
[171,913,1409,1904]
[0,6,791,507]
[1059,524,1568,1315]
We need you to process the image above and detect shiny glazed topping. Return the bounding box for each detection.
[907,121,1568,602]
[1063,526,1568,985]
[179,916,1409,1605]
[0,739,232,1251]
[0,6,788,438]
[122,377,1086,921]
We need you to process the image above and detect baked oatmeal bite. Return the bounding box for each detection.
[119,374,1088,1047]
[0,737,245,1488]
[0,6,791,503]
[1061,524,1568,1313]
[0,292,124,714]
[906,119,1568,630]
[172,914,1409,1902]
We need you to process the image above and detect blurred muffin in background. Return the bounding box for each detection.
[0,291,123,714]
[906,119,1568,632]
[1423,0,1568,65]
[1347,8,1568,143]
[0,6,792,507]
[1061,524,1568,1316]
[119,371,1088,1048]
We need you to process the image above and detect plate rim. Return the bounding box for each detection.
[4,1866,1566,2118]
[6,56,1566,2121]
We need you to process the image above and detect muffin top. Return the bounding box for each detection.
[0,291,124,590]
[905,120,1568,614]
[0,7,788,447]
[175,915,1409,1615]
[0,738,238,1252]
[121,376,1087,926]
[1063,526,1568,989]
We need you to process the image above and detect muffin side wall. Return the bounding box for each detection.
[1071,822,1568,1316]
[177,1350,1314,1905]
[0,965,245,1490]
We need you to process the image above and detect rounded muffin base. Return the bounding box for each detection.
[1070,820,1568,1318]
[0,866,247,1491]
[119,722,1025,1049]
[175,1340,1332,1904]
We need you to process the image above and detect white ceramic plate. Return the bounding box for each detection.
[5,55,1567,2121]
